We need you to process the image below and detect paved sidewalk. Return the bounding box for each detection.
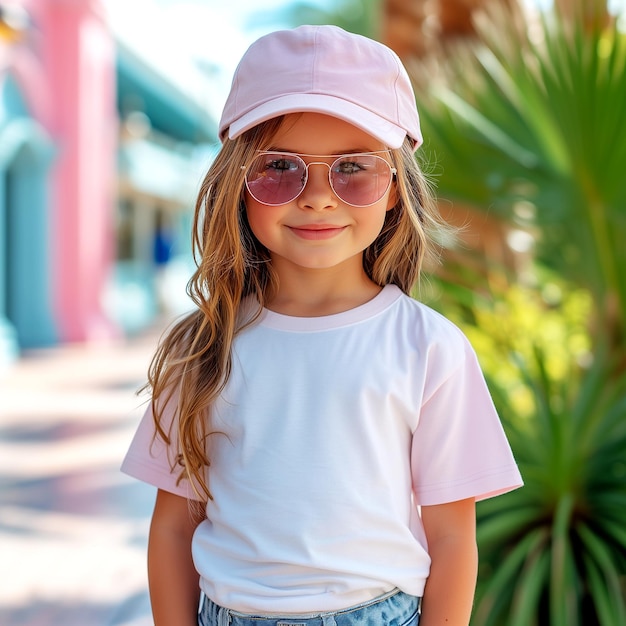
[0,325,170,626]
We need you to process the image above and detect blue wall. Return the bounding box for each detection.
[0,75,56,362]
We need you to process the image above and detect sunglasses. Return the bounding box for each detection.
[243,151,396,207]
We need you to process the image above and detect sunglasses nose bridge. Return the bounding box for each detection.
[302,160,332,175]
[301,160,334,193]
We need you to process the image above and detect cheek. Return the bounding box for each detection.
[244,196,274,247]
[363,198,394,245]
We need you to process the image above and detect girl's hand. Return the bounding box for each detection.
[420,498,478,626]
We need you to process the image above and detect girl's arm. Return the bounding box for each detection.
[148,489,202,626]
[419,498,478,626]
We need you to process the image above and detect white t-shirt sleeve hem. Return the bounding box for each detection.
[415,464,523,506]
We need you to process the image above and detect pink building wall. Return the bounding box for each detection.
[5,0,118,345]
[38,0,118,342]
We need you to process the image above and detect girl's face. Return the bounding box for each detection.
[244,112,396,281]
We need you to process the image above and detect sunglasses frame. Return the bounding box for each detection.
[242,150,397,207]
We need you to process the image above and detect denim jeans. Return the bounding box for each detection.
[197,588,421,626]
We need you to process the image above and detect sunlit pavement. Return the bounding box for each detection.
[0,325,170,626]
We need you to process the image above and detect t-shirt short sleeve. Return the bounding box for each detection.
[411,337,523,506]
[121,393,202,501]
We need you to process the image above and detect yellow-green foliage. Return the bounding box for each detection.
[424,277,593,420]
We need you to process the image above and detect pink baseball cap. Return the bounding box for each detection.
[218,25,423,150]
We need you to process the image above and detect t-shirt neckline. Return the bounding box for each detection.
[258,284,403,332]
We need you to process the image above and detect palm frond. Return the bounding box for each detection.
[473,345,626,625]
[418,3,626,339]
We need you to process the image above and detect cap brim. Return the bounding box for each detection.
[225,94,414,150]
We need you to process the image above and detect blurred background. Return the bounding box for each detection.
[0,0,625,624]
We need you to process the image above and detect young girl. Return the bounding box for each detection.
[122,25,523,626]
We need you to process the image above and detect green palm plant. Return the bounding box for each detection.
[415,3,626,621]
[474,344,626,626]
[417,1,626,351]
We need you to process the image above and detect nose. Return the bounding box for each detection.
[297,161,338,211]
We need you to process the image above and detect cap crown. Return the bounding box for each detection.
[219,25,422,150]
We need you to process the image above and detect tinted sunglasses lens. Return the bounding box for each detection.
[245,153,305,205]
[330,155,393,207]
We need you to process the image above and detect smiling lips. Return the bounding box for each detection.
[288,224,347,240]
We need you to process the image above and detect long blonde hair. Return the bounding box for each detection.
[147,118,449,502]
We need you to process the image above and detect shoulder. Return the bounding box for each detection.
[387,288,471,352]
[384,289,479,391]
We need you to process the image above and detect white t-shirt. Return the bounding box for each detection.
[122,285,522,613]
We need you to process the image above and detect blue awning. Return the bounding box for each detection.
[116,40,217,144]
